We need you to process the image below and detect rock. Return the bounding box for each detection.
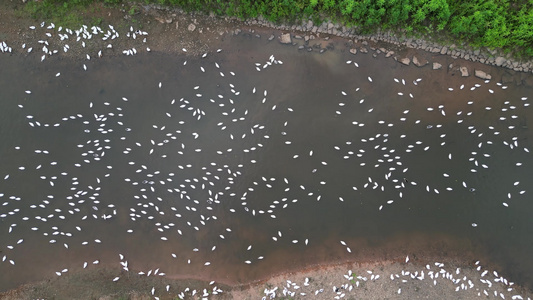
[175,22,179,30]
[268,35,275,41]
[349,48,357,55]
[475,70,492,80]
[400,57,410,66]
[187,23,196,31]
[440,47,447,55]
[524,76,533,87]
[412,56,428,67]
[460,66,469,77]
[165,18,173,24]
[501,72,514,84]
[495,56,506,67]
[279,33,291,44]
[385,51,394,58]
[359,47,368,53]
[432,62,442,70]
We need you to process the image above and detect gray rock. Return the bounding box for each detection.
[432,62,442,70]
[385,51,394,58]
[460,66,469,77]
[360,47,368,53]
[268,35,275,41]
[495,56,506,67]
[412,56,427,67]
[349,48,357,55]
[188,23,196,32]
[475,70,492,80]
[400,57,410,66]
[501,72,514,84]
[279,33,292,44]
[440,47,447,55]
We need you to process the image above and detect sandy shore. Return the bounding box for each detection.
[1,257,532,299]
[1,1,533,299]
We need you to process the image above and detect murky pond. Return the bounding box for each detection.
[1,33,532,292]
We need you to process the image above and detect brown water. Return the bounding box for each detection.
[0,34,533,292]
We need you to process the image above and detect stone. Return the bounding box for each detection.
[412,56,428,67]
[495,56,506,67]
[432,62,442,70]
[268,35,275,41]
[279,33,291,44]
[360,47,368,53]
[460,66,469,77]
[187,23,196,32]
[440,47,447,55]
[349,48,357,55]
[475,70,492,80]
[399,57,410,66]
[501,72,514,84]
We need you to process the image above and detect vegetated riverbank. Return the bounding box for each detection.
[16,0,533,70]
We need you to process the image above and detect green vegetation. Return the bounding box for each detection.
[23,0,533,57]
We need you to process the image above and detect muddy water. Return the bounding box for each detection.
[0,34,532,292]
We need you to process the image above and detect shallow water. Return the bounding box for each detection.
[1,34,533,292]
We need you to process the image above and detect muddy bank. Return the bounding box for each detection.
[2,257,532,299]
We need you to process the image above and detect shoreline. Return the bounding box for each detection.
[2,254,532,299]
[0,1,532,76]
